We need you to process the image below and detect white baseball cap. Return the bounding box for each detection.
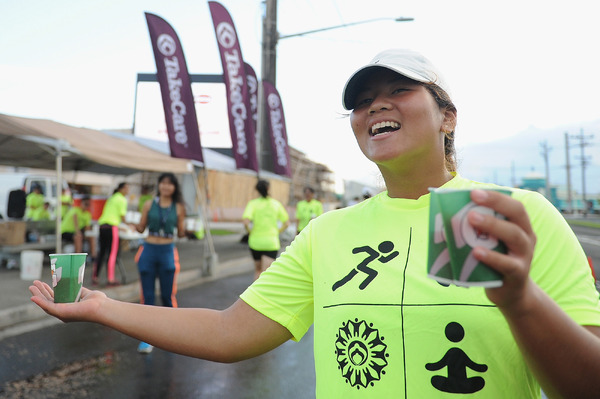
[342,48,450,110]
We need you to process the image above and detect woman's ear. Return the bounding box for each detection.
[442,108,457,132]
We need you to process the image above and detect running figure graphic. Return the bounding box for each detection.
[332,241,399,291]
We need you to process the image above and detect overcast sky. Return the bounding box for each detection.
[1,0,598,192]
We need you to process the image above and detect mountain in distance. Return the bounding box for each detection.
[457,119,600,195]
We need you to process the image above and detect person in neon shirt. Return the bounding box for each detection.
[60,187,73,218]
[242,179,290,280]
[61,195,95,257]
[25,184,44,220]
[92,182,129,286]
[31,201,51,221]
[138,185,154,213]
[30,49,600,398]
[295,186,323,233]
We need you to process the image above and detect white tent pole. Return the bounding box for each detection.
[55,142,63,254]
[192,167,217,276]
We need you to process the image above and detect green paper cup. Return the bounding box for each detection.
[50,253,87,303]
[428,188,511,288]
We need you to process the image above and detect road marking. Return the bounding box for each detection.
[578,236,600,246]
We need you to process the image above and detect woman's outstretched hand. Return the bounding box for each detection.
[467,189,537,312]
[29,280,107,323]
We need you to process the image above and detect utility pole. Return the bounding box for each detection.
[539,140,552,200]
[564,132,573,213]
[570,128,594,213]
[259,0,278,173]
[511,160,516,187]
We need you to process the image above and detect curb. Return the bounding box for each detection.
[0,257,253,341]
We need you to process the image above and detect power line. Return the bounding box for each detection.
[539,140,552,199]
[564,132,573,213]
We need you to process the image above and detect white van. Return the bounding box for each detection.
[0,173,67,220]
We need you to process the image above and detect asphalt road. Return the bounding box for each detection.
[0,271,316,399]
[571,224,600,278]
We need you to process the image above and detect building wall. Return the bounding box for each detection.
[196,169,290,221]
[288,147,338,206]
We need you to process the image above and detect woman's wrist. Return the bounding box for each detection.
[493,278,541,320]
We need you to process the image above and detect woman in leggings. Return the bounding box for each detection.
[134,173,186,353]
[93,182,129,286]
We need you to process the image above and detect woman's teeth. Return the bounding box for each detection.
[371,121,400,135]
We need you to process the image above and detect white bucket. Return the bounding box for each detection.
[20,250,44,280]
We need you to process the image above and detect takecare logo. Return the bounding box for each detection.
[217,21,248,158]
[156,33,189,148]
[157,34,177,56]
[267,93,288,167]
[216,22,237,48]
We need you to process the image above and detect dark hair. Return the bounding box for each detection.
[304,186,315,194]
[256,180,270,198]
[113,182,128,194]
[81,195,91,202]
[421,83,458,172]
[157,173,183,203]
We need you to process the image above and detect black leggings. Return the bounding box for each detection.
[93,224,119,282]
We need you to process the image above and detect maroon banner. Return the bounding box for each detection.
[263,81,291,177]
[208,1,258,172]
[244,62,258,134]
[145,12,203,163]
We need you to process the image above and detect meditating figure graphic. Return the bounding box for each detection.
[425,322,487,394]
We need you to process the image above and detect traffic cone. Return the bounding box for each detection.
[588,256,596,281]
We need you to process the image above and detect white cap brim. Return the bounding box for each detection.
[342,49,450,110]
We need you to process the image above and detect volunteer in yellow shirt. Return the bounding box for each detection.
[25,185,44,220]
[242,179,289,280]
[61,195,95,256]
[295,186,323,233]
[92,183,129,286]
[31,202,51,221]
[30,48,600,399]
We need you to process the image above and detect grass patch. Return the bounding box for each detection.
[566,219,600,229]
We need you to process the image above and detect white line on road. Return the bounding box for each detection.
[578,236,600,246]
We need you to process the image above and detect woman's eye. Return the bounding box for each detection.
[355,97,372,107]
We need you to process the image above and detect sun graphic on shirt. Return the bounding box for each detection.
[335,319,389,389]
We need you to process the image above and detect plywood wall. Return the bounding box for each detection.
[196,170,290,221]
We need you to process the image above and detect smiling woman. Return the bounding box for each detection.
[29,48,600,399]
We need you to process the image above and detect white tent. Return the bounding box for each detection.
[0,113,192,174]
[0,113,216,272]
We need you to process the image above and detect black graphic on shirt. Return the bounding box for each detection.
[332,241,399,291]
[425,322,487,394]
[335,319,389,389]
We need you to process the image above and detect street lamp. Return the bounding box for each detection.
[258,1,413,172]
[277,17,415,40]
[262,12,414,98]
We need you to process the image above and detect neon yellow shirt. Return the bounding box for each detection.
[60,193,72,216]
[25,192,45,219]
[296,199,323,232]
[31,207,50,221]
[138,194,153,212]
[98,192,127,226]
[61,207,92,233]
[241,174,600,398]
[243,197,289,251]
